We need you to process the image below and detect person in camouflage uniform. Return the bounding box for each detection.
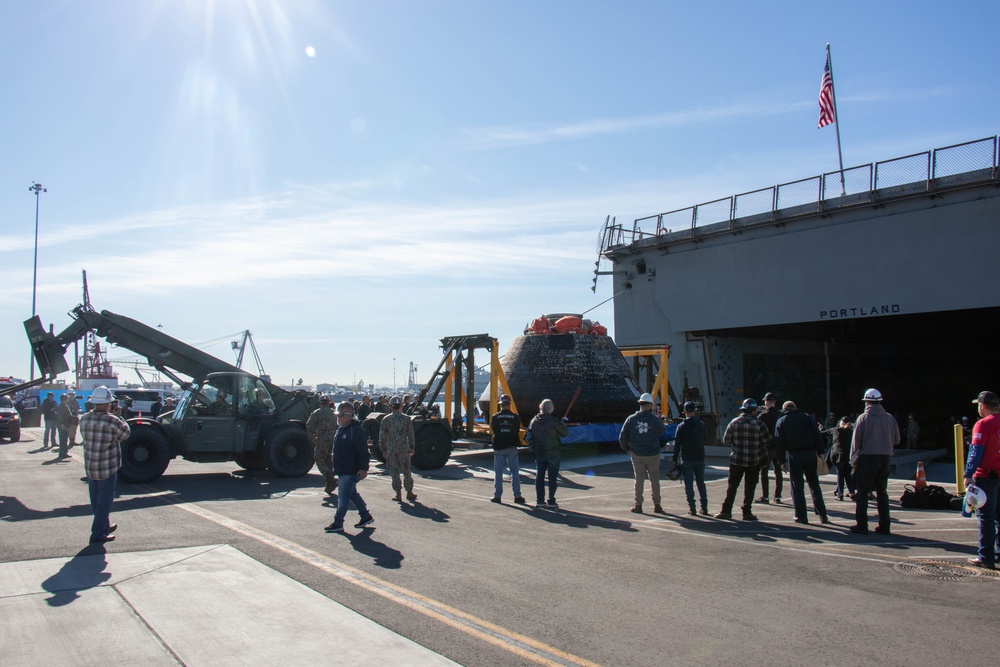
[379,396,417,502]
[307,395,339,495]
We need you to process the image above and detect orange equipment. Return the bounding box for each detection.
[915,461,927,492]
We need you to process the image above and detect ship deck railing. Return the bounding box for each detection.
[603,135,999,253]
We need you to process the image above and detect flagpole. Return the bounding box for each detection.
[827,43,846,196]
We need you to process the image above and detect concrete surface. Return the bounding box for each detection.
[0,543,457,666]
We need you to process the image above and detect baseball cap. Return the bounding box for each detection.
[683,401,697,412]
[972,391,1000,408]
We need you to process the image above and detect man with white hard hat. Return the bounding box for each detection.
[619,392,666,514]
[964,391,1000,569]
[79,386,130,544]
[849,388,899,535]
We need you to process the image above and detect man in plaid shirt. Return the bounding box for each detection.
[715,399,772,521]
[80,386,130,544]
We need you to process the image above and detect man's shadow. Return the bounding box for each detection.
[41,545,112,607]
[346,529,404,569]
[399,501,450,523]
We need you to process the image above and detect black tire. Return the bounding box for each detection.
[119,428,171,483]
[264,426,314,477]
[235,450,267,470]
[10,428,20,443]
[411,427,452,470]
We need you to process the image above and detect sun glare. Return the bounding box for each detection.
[305,45,316,58]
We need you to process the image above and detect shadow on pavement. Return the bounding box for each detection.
[399,501,450,522]
[41,545,111,607]
[514,504,639,533]
[345,528,404,569]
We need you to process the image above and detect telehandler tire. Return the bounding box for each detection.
[264,426,314,477]
[119,428,171,483]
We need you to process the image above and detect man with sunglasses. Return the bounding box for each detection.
[326,401,374,533]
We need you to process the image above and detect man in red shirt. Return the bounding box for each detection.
[964,390,1000,569]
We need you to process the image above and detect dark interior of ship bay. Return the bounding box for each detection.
[710,306,1000,449]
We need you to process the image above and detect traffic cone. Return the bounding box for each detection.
[915,461,927,492]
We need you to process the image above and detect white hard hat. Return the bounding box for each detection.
[863,388,883,402]
[90,386,115,405]
[966,485,987,511]
[638,392,655,404]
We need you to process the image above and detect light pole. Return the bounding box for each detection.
[393,358,396,393]
[28,182,46,381]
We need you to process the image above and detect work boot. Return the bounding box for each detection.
[714,511,733,520]
[756,496,769,504]
[700,506,709,515]
[406,492,418,502]
[391,493,402,502]
[324,477,338,495]
[630,505,643,514]
[688,508,697,516]
[514,497,527,504]
[653,505,666,514]
[742,512,759,521]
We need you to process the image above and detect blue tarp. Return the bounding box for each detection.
[562,421,677,445]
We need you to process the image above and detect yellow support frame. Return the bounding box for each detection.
[442,337,523,442]
[619,346,670,415]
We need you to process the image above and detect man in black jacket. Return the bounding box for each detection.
[490,394,526,504]
[41,392,58,449]
[673,401,709,515]
[775,401,829,524]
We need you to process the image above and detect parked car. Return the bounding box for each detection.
[0,396,21,441]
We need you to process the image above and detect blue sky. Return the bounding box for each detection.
[1,0,997,389]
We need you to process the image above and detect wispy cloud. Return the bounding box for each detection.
[458,98,813,150]
[0,186,622,308]
[457,85,954,151]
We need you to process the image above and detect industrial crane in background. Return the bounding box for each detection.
[231,330,270,382]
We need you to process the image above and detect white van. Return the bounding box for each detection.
[112,389,173,418]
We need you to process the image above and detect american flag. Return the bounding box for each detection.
[817,53,836,128]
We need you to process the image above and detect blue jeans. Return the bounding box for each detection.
[787,450,828,521]
[88,473,117,542]
[57,427,70,458]
[535,455,560,503]
[333,474,370,528]
[973,476,1000,566]
[493,447,521,499]
[43,418,57,446]
[681,461,708,510]
[834,461,856,496]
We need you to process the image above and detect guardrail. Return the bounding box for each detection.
[606,135,999,250]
